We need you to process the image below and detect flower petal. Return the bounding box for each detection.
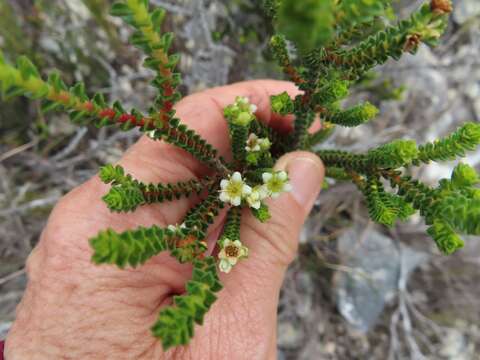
[219,259,232,273]
[220,179,229,189]
[232,196,241,206]
[219,192,229,202]
[262,172,273,182]
[218,249,227,260]
[242,184,252,195]
[278,171,288,181]
[232,172,242,182]
[258,185,270,199]
[239,246,249,258]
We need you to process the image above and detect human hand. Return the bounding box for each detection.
[5,80,324,359]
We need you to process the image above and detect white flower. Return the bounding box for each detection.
[245,133,261,152]
[237,96,249,104]
[218,239,249,273]
[246,186,263,210]
[146,130,157,139]
[262,171,292,198]
[245,133,271,153]
[167,222,187,234]
[219,172,252,206]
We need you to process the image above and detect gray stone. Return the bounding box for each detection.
[334,227,429,332]
[277,321,304,349]
[454,0,480,24]
[0,322,11,341]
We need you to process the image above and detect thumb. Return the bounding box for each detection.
[220,151,324,294]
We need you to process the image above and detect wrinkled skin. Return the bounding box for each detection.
[5,80,324,359]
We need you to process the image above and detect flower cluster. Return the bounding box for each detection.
[223,96,258,126]
[219,170,292,209]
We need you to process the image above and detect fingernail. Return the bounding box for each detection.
[277,154,324,210]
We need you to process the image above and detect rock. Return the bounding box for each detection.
[334,227,400,332]
[453,0,480,24]
[0,322,11,340]
[439,329,472,360]
[294,272,314,318]
[334,227,429,332]
[277,321,304,350]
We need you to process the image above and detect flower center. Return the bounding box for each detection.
[225,245,239,258]
[227,181,243,197]
[268,178,283,192]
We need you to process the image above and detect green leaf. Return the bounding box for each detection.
[367,139,419,168]
[383,193,416,221]
[229,122,250,165]
[263,0,279,19]
[47,72,67,92]
[41,100,62,113]
[102,186,145,212]
[71,82,88,101]
[110,2,132,17]
[337,0,393,29]
[251,203,271,223]
[151,8,166,32]
[417,123,480,164]
[427,220,464,255]
[307,123,335,147]
[99,164,126,185]
[93,93,107,108]
[364,178,397,227]
[90,225,173,268]
[151,257,222,350]
[276,0,335,52]
[332,3,450,79]
[220,207,242,243]
[182,193,223,241]
[433,194,480,236]
[271,91,294,115]
[328,102,379,127]
[160,117,221,171]
[451,163,480,189]
[313,79,350,105]
[16,56,40,79]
